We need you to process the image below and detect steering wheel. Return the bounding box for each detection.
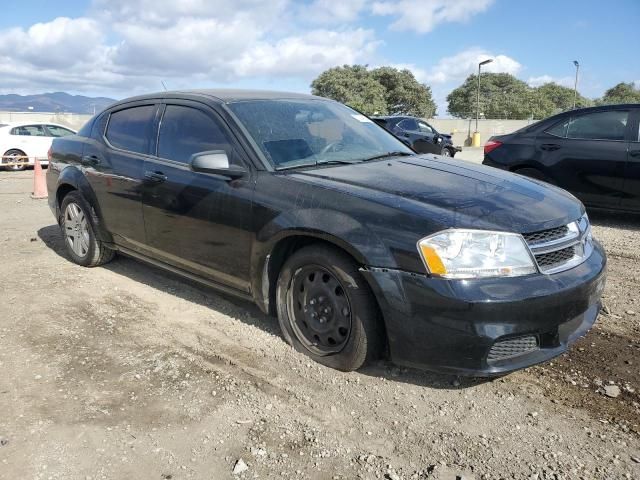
[321,141,344,155]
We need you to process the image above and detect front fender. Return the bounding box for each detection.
[250,208,396,314]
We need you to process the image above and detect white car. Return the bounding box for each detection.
[0,122,76,171]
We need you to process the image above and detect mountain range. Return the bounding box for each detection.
[0,92,117,114]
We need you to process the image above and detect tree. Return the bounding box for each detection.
[370,67,437,117]
[311,65,436,117]
[447,73,543,119]
[598,82,640,105]
[535,82,590,114]
[446,73,594,119]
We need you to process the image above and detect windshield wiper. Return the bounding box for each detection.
[275,159,362,171]
[360,151,414,162]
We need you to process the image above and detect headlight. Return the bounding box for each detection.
[417,229,537,279]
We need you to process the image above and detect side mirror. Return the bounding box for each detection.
[190,151,246,179]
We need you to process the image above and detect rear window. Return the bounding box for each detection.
[105,105,156,154]
[566,110,628,141]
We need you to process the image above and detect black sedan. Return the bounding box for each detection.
[483,104,640,212]
[46,90,606,376]
[372,115,461,157]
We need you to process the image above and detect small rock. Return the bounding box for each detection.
[386,470,401,480]
[631,455,640,464]
[528,411,538,418]
[232,458,248,475]
[603,385,621,398]
[626,310,636,315]
[0,437,8,447]
[601,304,611,315]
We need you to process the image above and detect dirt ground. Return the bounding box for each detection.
[0,169,639,480]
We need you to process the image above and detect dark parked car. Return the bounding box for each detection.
[47,90,606,376]
[483,104,640,212]
[372,115,461,157]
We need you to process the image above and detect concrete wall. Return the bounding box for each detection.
[0,111,93,131]
[0,111,535,147]
[426,118,535,147]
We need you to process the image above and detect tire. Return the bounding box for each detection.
[59,191,115,267]
[276,244,383,371]
[2,149,27,171]
[441,148,452,157]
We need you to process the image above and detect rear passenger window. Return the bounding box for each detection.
[545,119,569,138]
[106,105,156,154]
[566,110,628,141]
[157,105,236,164]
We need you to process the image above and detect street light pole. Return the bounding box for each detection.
[474,58,493,146]
[573,60,580,109]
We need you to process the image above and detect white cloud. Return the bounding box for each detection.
[305,0,367,24]
[372,0,494,34]
[527,75,575,88]
[423,47,521,84]
[0,0,383,96]
[232,29,380,78]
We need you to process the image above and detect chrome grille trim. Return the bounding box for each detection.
[524,214,593,275]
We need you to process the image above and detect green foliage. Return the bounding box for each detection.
[598,82,640,105]
[536,82,591,113]
[311,65,436,117]
[447,73,591,119]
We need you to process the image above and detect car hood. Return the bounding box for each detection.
[288,155,583,233]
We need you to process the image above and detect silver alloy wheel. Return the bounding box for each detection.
[441,148,451,157]
[5,152,25,171]
[64,202,90,258]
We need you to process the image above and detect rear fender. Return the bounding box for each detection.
[56,166,113,243]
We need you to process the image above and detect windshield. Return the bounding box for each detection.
[227,99,414,169]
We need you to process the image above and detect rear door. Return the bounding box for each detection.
[622,108,640,211]
[535,108,630,209]
[141,101,255,292]
[82,103,158,251]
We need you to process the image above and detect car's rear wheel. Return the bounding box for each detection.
[2,149,27,171]
[276,244,383,371]
[60,191,115,267]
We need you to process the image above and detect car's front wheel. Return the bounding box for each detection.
[276,244,383,371]
[441,148,452,157]
[60,191,115,267]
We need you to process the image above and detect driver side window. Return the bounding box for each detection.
[398,119,419,131]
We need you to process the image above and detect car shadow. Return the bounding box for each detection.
[37,223,490,391]
[587,208,640,230]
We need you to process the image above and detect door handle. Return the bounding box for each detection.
[629,150,640,159]
[540,144,561,151]
[82,155,101,165]
[144,170,167,183]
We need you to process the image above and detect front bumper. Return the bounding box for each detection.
[361,241,606,376]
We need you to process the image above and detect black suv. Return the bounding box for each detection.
[47,90,606,376]
[372,115,461,157]
[483,104,640,212]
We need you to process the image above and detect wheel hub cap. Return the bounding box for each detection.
[64,202,90,258]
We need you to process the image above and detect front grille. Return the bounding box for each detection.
[487,336,539,362]
[534,245,576,269]
[523,225,569,245]
[523,215,592,274]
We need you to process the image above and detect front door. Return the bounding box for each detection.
[535,109,630,210]
[142,102,255,292]
[82,103,158,251]
[395,118,442,154]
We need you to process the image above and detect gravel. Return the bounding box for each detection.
[0,171,638,479]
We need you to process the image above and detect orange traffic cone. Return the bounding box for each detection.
[31,157,48,199]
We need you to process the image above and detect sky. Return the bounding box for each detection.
[1,0,638,116]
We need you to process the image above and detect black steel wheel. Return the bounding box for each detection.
[287,265,352,355]
[276,244,383,371]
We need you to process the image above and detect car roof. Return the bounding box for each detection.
[0,121,75,129]
[115,89,324,105]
